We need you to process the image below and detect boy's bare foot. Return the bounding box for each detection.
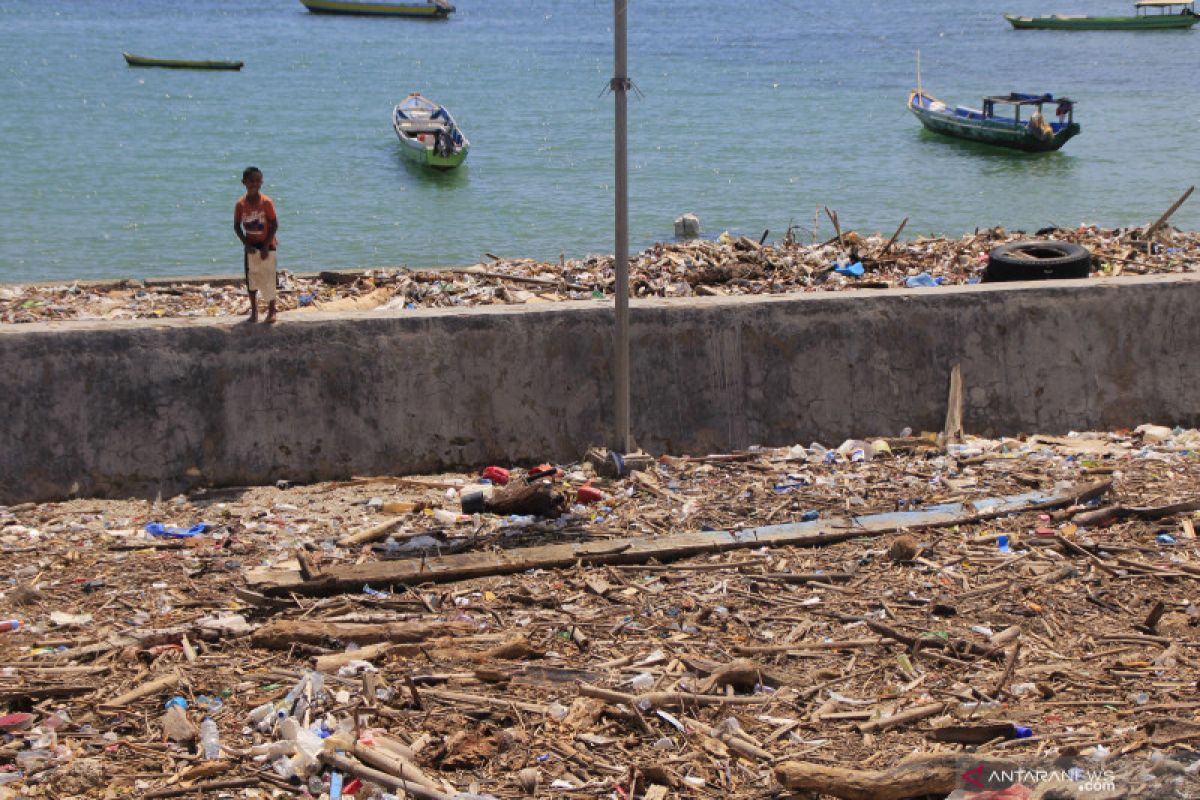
[263,311,277,324]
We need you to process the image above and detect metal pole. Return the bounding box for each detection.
[612,0,631,453]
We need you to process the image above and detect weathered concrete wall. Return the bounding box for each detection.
[2,274,1198,504]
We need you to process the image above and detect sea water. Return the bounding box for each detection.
[1,0,1197,282]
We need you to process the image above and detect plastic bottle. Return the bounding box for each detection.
[0,620,19,632]
[199,717,221,760]
[248,702,275,725]
[628,673,655,691]
[432,508,469,525]
[249,740,295,759]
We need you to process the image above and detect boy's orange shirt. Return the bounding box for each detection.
[235,193,278,249]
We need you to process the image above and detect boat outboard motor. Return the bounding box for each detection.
[434,130,453,157]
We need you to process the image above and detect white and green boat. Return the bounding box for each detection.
[1005,0,1199,29]
[392,93,469,170]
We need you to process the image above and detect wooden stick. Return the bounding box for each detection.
[351,741,441,791]
[143,778,260,799]
[1055,534,1120,576]
[101,671,182,709]
[578,681,775,710]
[993,640,1022,697]
[880,216,909,256]
[824,206,843,250]
[857,702,947,734]
[419,687,548,715]
[251,620,468,649]
[1143,185,1194,241]
[318,751,454,800]
[734,639,881,655]
[337,518,406,548]
[864,619,999,660]
[942,362,964,445]
[314,642,396,673]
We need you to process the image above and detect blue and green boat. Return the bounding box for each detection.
[908,90,1080,153]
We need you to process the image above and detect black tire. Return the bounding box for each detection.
[984,240,1092,282]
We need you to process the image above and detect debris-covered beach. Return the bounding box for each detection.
[3,224,1197,325]
[2,425,1199,798]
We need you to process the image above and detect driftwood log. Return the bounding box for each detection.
[775,754,1020,800]
[250,620,470,649]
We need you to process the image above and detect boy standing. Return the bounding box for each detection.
[234,167,279,324]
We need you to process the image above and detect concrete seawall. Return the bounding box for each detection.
[2,274,1197,504]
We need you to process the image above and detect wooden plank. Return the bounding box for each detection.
[250,620,471,649]
[248,481,1108,596]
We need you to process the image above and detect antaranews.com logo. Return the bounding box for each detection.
[959,763,1118,795]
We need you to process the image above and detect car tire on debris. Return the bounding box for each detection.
[983,240,1092,282]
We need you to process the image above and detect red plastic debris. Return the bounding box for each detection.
[577,485,604,504]
[482,466,510,485]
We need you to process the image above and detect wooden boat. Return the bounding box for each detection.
[298,0,454,18]
[123,52,243,70]
[908,90,1080,152]
[392,93,469,170]
[1005,0,1198,29]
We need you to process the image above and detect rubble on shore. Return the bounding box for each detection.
[2,424,1199,798]
[2,224,1197,324]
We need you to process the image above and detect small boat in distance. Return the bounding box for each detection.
[392,93,469,170]
[298,0,454,18]
[123,52,243,70]
[908,90,1080,152]
[1005,0,1198,29]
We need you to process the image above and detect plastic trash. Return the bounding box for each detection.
[144,522,209,539]
[930,723,1032,745]
[482,466,510,485]
[576,484,604,504]
[800,510,820,522]
[1157,533,1176,545]
[628,672,655,691]
[0,620,19,632]
[997,535,1011,552]
[247,702,275,725]
[834,261,865,277]
[460,489,489,514]
[164,696,188,711]
[432,509,470,525]
[199,717,221,760]
[905,271,941,288]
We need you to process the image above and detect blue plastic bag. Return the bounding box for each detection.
[145,522,209,539]
[834,261,865,277]
[905,272,941,288]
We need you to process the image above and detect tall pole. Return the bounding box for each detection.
[612,0,631,453]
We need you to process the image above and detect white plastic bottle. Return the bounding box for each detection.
[198,717,221,760]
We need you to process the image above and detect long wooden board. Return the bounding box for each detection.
[246,480,1109,596]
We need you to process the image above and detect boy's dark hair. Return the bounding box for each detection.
[242,166,262,181]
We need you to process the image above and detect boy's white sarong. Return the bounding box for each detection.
[247,250,277,301]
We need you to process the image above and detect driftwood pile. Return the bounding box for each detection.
[1,425,1199,798]
[2,216,1197,324]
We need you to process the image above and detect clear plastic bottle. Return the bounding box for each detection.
[198,717,221,760]
[248,702,275,725]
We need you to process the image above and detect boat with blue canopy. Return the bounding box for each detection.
[392,93,469,170]
[908,90,1080,152]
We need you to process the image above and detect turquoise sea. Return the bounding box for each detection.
[1,0,1198,282]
